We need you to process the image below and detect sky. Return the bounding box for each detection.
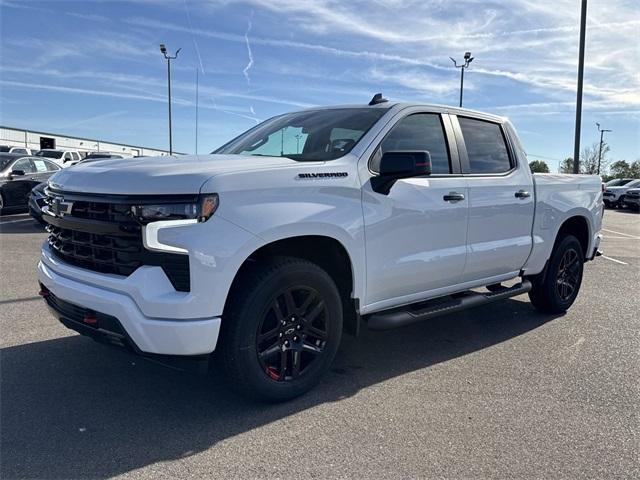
[0,0,638,172]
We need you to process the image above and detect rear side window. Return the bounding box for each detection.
[458,117,512,174]
[33,159,48,172]
[375,113,451,174]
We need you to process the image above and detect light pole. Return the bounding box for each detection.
[572,0,588,174]
[596,122,611,175]
[160,43,181,155]
[450,51,474,107]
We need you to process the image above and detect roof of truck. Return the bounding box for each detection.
[299,100,507,123]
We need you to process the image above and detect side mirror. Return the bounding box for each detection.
[10,169,25,179]
[371,150,431,195]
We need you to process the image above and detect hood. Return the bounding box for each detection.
[47,154,302,194]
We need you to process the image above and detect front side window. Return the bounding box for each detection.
[12,158,35,173]
[372,113,451,174]
[215,108,388,161]
[458,117,512,174]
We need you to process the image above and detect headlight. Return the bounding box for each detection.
[132,194,218,223]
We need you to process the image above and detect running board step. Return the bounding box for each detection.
[367,280,532,331]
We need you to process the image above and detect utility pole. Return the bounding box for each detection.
[160,44,181,155]
[596,122,612,175]
[572,0,588,174]
[450,52,474,107]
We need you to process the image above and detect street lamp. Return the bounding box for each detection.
[160,43,181,155]
[596,122,612,175]
[450,51,474,108]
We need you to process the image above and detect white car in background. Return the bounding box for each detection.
[0,145,34,155]
[603,179,640,208]
[35,149,82,168]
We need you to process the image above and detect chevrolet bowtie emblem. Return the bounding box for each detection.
[51,196,74,217]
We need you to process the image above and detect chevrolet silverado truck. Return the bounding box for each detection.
[38,96,603,401]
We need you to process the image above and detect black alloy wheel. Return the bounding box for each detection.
[556,247,580,301]
[219,256,343,402]
[256,286,328,382]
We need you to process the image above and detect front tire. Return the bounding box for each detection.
[527,235,584,314]
[218,257,343,402]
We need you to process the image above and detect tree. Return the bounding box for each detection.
[629,160,640,178]
[580,141,610,175]
[559,142,612,175]
[609,160,631,179]
[529,160,550,173]
[559,157,574,174]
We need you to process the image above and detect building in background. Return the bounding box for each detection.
[0,126,174,157]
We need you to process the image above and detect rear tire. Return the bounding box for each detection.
[528,235,584,314]
[218,256,343,402]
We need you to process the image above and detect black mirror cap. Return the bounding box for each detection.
[10,169,25,177]
[371,150,431,195]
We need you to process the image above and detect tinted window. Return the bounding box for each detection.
[374,113,450,174]
[458,117,512,174]
[13,158,35,173]
[216,108,388,161]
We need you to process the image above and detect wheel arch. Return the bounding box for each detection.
[224,235,361,336]
[555,214,590,258]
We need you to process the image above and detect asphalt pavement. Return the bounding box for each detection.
[1,209,638,479]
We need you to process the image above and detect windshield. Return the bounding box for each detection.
[625,179,640,188]
[214,108,389,161]
[36,150,63,159]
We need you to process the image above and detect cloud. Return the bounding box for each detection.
[65,12,109,22]
[242,12,254,86]
[182,0,205,74]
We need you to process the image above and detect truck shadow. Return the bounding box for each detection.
[1,298,559,479]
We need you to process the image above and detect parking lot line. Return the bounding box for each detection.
[0,218,33,225]
[600,255,628,265]
[602,228,640,240]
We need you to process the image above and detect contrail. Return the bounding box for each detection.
[183,0,205,75]
[242,12,254,86]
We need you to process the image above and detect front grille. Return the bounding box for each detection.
[44,193,190,291]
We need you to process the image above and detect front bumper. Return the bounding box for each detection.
[38,259,221,355]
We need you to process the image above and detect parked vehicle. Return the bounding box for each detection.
[37,97,603,401]
[603,179,640,208]
[623,188,640,211]
[0,154,61,214]
[604,178,635,187]
[0,145,34,155]
[28,183,48,224]
[35,149,82,167]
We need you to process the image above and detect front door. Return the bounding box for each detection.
[361,111,469,312]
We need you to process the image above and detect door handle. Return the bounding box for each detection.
[443,192,465,202]
[515,190,531,199]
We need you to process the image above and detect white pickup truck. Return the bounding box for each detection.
[38,96,603,401]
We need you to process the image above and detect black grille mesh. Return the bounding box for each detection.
[45,197,190,291]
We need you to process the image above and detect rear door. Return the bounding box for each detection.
[452,115,534,282]
[361,110,469,311]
